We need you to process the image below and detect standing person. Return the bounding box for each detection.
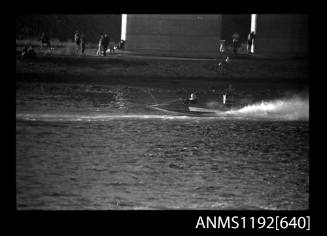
[219,40,226,53]
[118,40,125,49]
[225,56,230,64]
[80,34,86,55]
[217,56,231,73]
[232,32,240,55]
[96,34,104,56]
[40,32,51,48]
[74,30,81,52]
[247,31,255,54]
[102,34,110,56]
[222,85,234,108]
[109,41,115,54]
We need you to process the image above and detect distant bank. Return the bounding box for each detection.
[16,52,309,89]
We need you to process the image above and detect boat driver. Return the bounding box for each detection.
[183,92,198,105]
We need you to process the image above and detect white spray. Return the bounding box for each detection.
[225,96,309,121]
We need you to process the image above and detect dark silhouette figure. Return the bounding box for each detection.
[232,32,240,55]
[40,32,51,48]
[80,34,86,55]
[102,34,110,56]
[117,40,125,49]
[247,31,255,54]
[74,30,81,50]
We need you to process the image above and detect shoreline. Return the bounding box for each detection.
[16,54,309,89]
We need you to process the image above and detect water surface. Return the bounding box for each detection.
[16,82,309,210]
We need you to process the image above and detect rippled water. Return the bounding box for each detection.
[16,82,309,210]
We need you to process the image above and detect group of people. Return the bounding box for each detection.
[20,44,36,59]
[231,31,255,55]
[38,30,252,58]
[37,31,124,56]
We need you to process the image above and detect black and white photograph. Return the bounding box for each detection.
[16,14,309,212]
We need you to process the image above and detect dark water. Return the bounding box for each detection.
[16,82,309,210]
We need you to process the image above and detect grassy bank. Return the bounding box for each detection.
[16,53,309,86]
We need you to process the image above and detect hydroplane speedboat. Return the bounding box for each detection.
[149,88,234,116]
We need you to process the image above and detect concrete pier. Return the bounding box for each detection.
[124,14,308,58]
[125,14,222,58]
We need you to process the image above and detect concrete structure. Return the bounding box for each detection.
[125,14,222,57]
[221,14,251,45]
[255,14,309,56]
[123,14,309,58]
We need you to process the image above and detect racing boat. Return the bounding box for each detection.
[149,88,234,116]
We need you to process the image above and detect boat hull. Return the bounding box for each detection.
[149,102,231,116]
[188,106,227,113]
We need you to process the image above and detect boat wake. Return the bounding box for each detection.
[16,96,308,122]
[16,113,218,122]
[225,96,309,121]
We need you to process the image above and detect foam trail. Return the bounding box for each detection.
[225,96,309,121]
[16,97,308,122]
[16,113,221,122]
